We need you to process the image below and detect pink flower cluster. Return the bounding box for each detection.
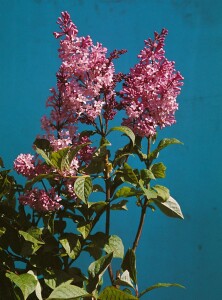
[41,11,119,133]
[14,12,184,212]
[19,188,62,212]
[121,29,184,137]
[14,154,50,179]
[14,154,36,178]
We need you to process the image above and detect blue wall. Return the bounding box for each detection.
[1,0,222,299]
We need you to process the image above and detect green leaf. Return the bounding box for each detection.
[84,245,103,260]
[0,170,16,198]
[84,146,106,174]
[88,232,108,248]
[139,282,185,297]
[61,143,91,171]
[87,252,113,292]
[46,280,90,299]
[44,269,86,290]
[148,138,183,161]
[114,270,135,289]
[25,173,56,190]
[138,180,157,200]
[151,162,166,178]
[33,138,52,165]
[153,196,184,219]
[44,269,72,290]
[21,241,42,257]
[108,126,135,145]
[111,200,128,211]
[27,270,43,300]
[50,147,70,169]
[86,232,108,259]
[104,235,124,258]
[77,221,92,239]
[140,169,155,182]
[0,227,6,236]
[93,184,105,193]
[0,271,15,299]
[59,233,81,260]
[74,176,92,203]
[113,151,133,168]
[113,186,138,200]
[153,185,170,201]
[99,286,138,300]
[19,230,45,245]
[121,249,137,284]
[118,163,139,186]
[43,213,55,234]
[88,201,107,213]
[100,137,111,147]
[6,272,37,300]
[34,138,52,151]
[79,130,96,139]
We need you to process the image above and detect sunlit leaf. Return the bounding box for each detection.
[50,147,70,169]
[104,235,124,258]
[153,185,170,201]
[151,162,166,178]
[27,270,43,300]
[108,126,135,145]
[61,143,90,170]
[99,286,138,299]
[74,176,92,203]
[77,221,92,239]
[6,272,37,300]
[148,138,183,161]
[140,169,155,182]
[46,280,90,299]
[19,230,45,245]
[153,196,184,219]
[114,270,135,289]
[118,163,139,186]
[138,180,157,200]
[139,282,185,297]
[113,186,138,200]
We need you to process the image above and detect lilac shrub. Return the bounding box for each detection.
[1,11,184,299]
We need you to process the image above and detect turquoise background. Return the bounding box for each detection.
[1,0,222,299]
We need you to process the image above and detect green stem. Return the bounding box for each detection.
[146,136,152,168]
[132,136,152,252]
[99,114,104,135]
[41,180,48,193]
[104,151,114,284]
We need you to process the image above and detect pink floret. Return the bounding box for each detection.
[14,154,36,178]
[19,188,62,212]
[121,29,184,137]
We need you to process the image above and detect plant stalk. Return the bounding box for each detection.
[132,136,152,252]
[104,151,114,284]
[132,205,147,252]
